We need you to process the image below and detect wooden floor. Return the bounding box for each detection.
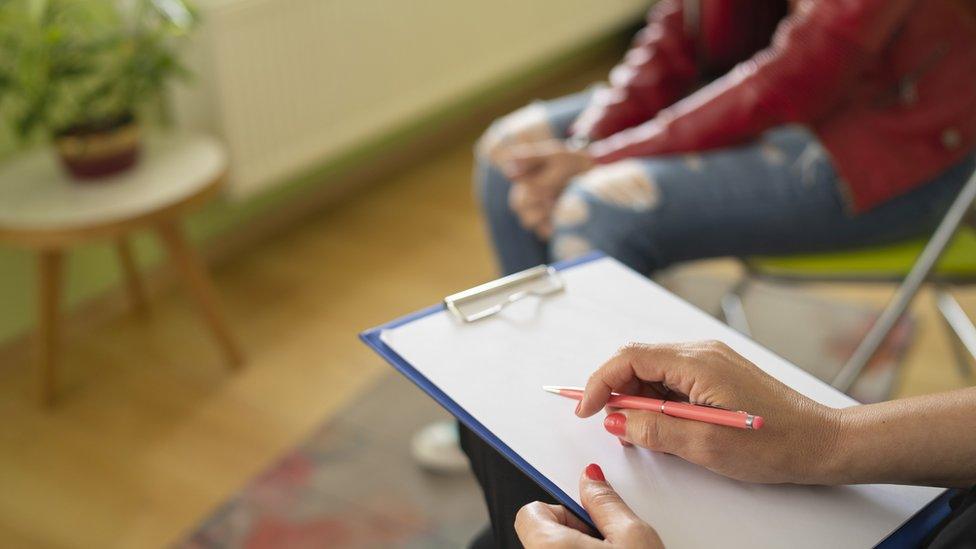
[0,137,502,548]
[1,86,974,549]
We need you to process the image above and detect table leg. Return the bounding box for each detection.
[156,220,244,369]
[116,237,148,314]
[37,250,63,406]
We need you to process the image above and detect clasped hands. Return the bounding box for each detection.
[499,141,594,239]
[476,104,594,238]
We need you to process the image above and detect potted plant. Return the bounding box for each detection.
[0,0,196,180]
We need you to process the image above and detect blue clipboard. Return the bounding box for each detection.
[359,251,952,547]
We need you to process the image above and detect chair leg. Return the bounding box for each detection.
[156,220,244,369]
[832,166,976,392]
[116,237,149,314]
[720,275,752,337]
[934,287,976,379]
[831,297,916,394]
[36,250,64,406]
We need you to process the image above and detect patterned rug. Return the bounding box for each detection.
[658,271,913,404]
[178,275,912,548]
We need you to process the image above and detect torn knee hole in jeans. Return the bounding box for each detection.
[552,193,590,227]
[551,234,594,260]
[683,154,705,172]
[577,161,661,211]
[795,143,825,187]
[760,142,787,165]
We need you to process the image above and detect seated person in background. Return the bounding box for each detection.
[479,0,976,277]
[459,0,976,546]
[515,341,976,549]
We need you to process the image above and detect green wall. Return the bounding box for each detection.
[0,26,633,346]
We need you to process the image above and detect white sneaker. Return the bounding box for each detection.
[411,419,470,474]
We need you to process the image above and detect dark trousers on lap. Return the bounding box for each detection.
[459,423,557,548]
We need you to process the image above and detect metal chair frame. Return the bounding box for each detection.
[720,167,976,393]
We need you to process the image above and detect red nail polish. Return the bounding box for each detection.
[604,413,626,437]
[575,402,582,416]
[584,463,606,482]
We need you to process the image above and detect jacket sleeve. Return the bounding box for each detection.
[588,0,919,163]
[570,0,698,140]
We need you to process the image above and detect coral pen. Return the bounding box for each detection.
[543,386,765,430]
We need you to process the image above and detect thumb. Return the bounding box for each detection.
[579,464,643,540]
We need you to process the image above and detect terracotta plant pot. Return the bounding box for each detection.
[54,114,142,181]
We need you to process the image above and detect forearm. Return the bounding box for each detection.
[587,0,917,164]
[826,388,976,488]
[570,0,697,140]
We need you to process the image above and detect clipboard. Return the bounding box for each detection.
[360,251,954,547]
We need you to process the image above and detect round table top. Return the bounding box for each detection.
[0,132,226,245]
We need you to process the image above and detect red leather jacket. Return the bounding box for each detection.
[573,0,976,212]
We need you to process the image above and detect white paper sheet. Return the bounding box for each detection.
[380,257,941,548]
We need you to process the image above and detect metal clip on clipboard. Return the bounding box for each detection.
[444,265,565,322]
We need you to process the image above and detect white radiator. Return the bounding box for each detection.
[172,0,648,199]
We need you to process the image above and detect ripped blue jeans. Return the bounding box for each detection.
[476,90,976,276]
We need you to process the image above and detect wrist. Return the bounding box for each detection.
[815,406,869,485]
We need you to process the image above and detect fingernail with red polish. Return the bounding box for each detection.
[584,463,606,482]
[604,413,626,437]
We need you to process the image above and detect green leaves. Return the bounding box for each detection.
[0,0,196,142]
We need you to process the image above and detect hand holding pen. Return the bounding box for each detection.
[545,386,764,430]
[569,341,846,485]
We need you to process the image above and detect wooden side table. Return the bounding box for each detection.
[0,132,243,405]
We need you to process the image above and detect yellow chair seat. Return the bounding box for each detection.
[748,226,976,281]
